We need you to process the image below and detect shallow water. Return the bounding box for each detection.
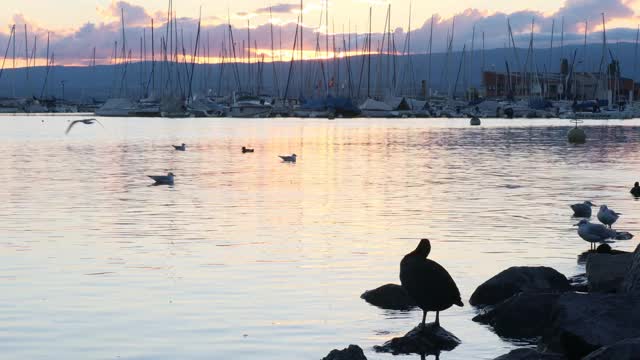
[1,115,639,360]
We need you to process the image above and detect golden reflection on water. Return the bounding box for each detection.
[1,116,640,359]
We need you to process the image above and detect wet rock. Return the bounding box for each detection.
[493,348,567,360]
[540,292,640,359]
[360,284,416,310]
[586,253,633,293]
[321,345,367,360]
[470,267,570,307]
[568,273,588,293]
[374,323,461,355]
[622,244,640,294]
[473,292,561,339]
[577,248,629,265]
[582,337,640,359]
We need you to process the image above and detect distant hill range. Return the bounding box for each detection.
[1,43,638,101]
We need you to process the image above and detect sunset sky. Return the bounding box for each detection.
[1,0,639,66]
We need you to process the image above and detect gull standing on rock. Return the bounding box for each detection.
[597,205,620,228]
[400,239,463,328]
[575,219,633,250]
[570,201,596,217]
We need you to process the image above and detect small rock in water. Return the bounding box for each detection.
[470,267,570,307]
[321,345,367,360]
[473,292,561,339]
[360,284,417,310]
[582,337,640,359]
[374,323,461,355]
[493,348,567,360]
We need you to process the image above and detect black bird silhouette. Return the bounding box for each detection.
[631,182,640,197]
[173,143,186,151]
[65,118,104,135]
[242,146,254,153]
[400,239,463,327]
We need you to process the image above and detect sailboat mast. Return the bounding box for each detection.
[427,15,433,99]
[367,6,372,99]
[634,25,639,103]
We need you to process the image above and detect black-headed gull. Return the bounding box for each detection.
[575,219,633,250]
[597,205,620,228]
[571,201,596,217]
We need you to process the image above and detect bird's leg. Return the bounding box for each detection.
[435,311,440,327]
[422,311,427,328]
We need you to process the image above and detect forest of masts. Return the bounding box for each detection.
[0,0,639,103]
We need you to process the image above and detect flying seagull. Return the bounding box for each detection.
[65,118,104,135]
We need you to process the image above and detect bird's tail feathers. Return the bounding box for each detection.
[455,298,464,307]
[615,231,634,241]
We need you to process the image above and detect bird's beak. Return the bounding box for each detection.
[573,223,579,227]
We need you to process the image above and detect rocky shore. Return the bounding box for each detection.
[322,243,640,359]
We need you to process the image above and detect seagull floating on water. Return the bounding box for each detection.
[570,201,596,217]
[242,146,254,153]
[279,154,297,163]
[597,205,620,228]
[575,219,633,250]
[65,118,104,135]
[148,172,175,186]
[173,143,186,151]
[400,239,463,327]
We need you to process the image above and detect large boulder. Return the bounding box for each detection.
[493,348,566,360]
[622,244,640,294]
[470,267,570,307]
[586,253,633,293]
[473,292,561,339]
[374,323,460,355]
[321,345,367,360]
[360,284,416,310]
[540,292,640,359]
[582,337,640,359]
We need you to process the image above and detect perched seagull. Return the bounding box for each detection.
[279,154,297,163]
[597,205,621,228]
[173,143,186,151]
[65,118,104,135]
[148,172,175,186]
[575,219,633,250]
[570,201,596,217]
[242,146,254,153]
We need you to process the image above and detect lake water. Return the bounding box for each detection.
[1,116,639,360]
